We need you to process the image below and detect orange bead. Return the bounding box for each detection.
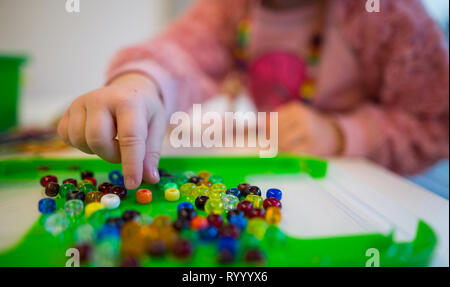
[136,188,152,204]
[190,216,208,230]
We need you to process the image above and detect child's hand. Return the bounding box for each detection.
[276,101,344,156]
[57,73,167,189]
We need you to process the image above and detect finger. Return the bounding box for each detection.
[67,102,94,154]
[116,103,148,189]
[57,110,70,144]
[142,107,166,184]
[85,107,121,163]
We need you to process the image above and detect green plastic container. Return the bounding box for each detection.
[0,56,27,132]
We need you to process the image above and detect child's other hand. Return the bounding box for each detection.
[276,101,344,157]
[57,73,166,189]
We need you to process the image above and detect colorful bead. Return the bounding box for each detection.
[245,194,264,209]
[64,199,84,217]
[180,182,196,197]
[178,208,196,221]
[209,188,225,201]
[85,202,105,218]
[44,211,69,236]
[244,248,264,263]
[45,182,60,197]
[265,207,282,225]
[173,218,189,231]
[247,218,268,240]
[163,182,178,191]
[84,177,97,187]
[188,176,203,185]
[81,170,94,180]
[205,199,225,215]
[173,239,193,258]
[165,188,180,202]
[237,200,253,216]
[97,224,121,240]
[108,170,124,185]
[218,249,235,264]
[226,188,241,199]
[207,214,224,228]
[247,208,265,219]
[157,176,172,190]
[199,226,218,241]
[98,182,113,194]
[77,179,93,190]
[122,210,141,222]
[248,186,261,196]
[152,215,172,228]
[63,178,77,186]
[190,216,208,230]
[66,190,85,202]
[136,189,152,204]
[80,183,96,195]
[221,194,239,210]
[263,197,282,209]
[147,240,166,257]
[193,186,209,198]
[40,175,57,187]
[211,182,226,191]
[197,171,211,181]
[218,237,238,253]
[227,209,244,220]
[59,183,77,198]
[229,215,248,231]
[237,183,250,195]
[218,224,240,239]
[101,193,121,209]
[195,196,209,210]
[177,202,194,211]
[38,198,56,214]
[85,190,103,204]
[266,188,282,200]
[109,185,127,200]
[174,175,188,186]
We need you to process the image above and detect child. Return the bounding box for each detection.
[57,0,449,189]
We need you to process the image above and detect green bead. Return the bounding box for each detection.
[246,218,268,240]
[158,177,172,190]
[163,182,178,191]
[245,194,264,209]
[59,183,77,198]
[208,175,223,184]
[204,199,224,215]
[174,175,188,186]
[80,183,96,195]
[264,226,286,245]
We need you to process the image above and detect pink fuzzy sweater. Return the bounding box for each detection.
[107,0,449,175]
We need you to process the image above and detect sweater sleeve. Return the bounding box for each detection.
[106,0,247,115]
[334,0,449,175]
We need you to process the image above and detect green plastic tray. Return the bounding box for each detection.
[0,156,437,267]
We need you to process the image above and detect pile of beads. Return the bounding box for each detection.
[36,168,283,266]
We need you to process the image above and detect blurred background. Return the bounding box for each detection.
[0,0,448,197]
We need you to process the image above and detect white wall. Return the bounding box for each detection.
[0,0,171,126]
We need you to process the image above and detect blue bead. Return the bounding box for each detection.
[218,237,238,254]
[38,198,56,214]
[97,224,121,240]
[229,215,247,231]
[177,202,194,211]
[199,226,218,241]
[108,170,124,185]
[226,188,241,199]
[266,188,282,201]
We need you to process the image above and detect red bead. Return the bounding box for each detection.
[40,175,57,187]
[84,177,97,187]
[81,170,94,180]
[247,208,265,219]
[98,182,113,194]
[173,239,193,258]
[63,178,77,186]
[218,224,240,239]
[263,197,282,210]
[45,182,60,197]
[244,248,264,263]
[237,200,253,216]
[207,214,224,228]
[75,243,91,262]
[109,185,127,200]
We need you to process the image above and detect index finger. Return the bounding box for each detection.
[116,103,148,189]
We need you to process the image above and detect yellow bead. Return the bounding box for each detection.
[180,183,196,197]
[193,186,209,198]
[245,194,264,209]
[165,188,180,202]
[77,179,93,189]
[209,188,225,201]
[204,199,225,215]
[152,215,172,229]
[84,202,105,218]
[247,218,268,240]
[265,207,282,225]
[211,183,226,191]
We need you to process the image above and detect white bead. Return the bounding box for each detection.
[101,194,120,209]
